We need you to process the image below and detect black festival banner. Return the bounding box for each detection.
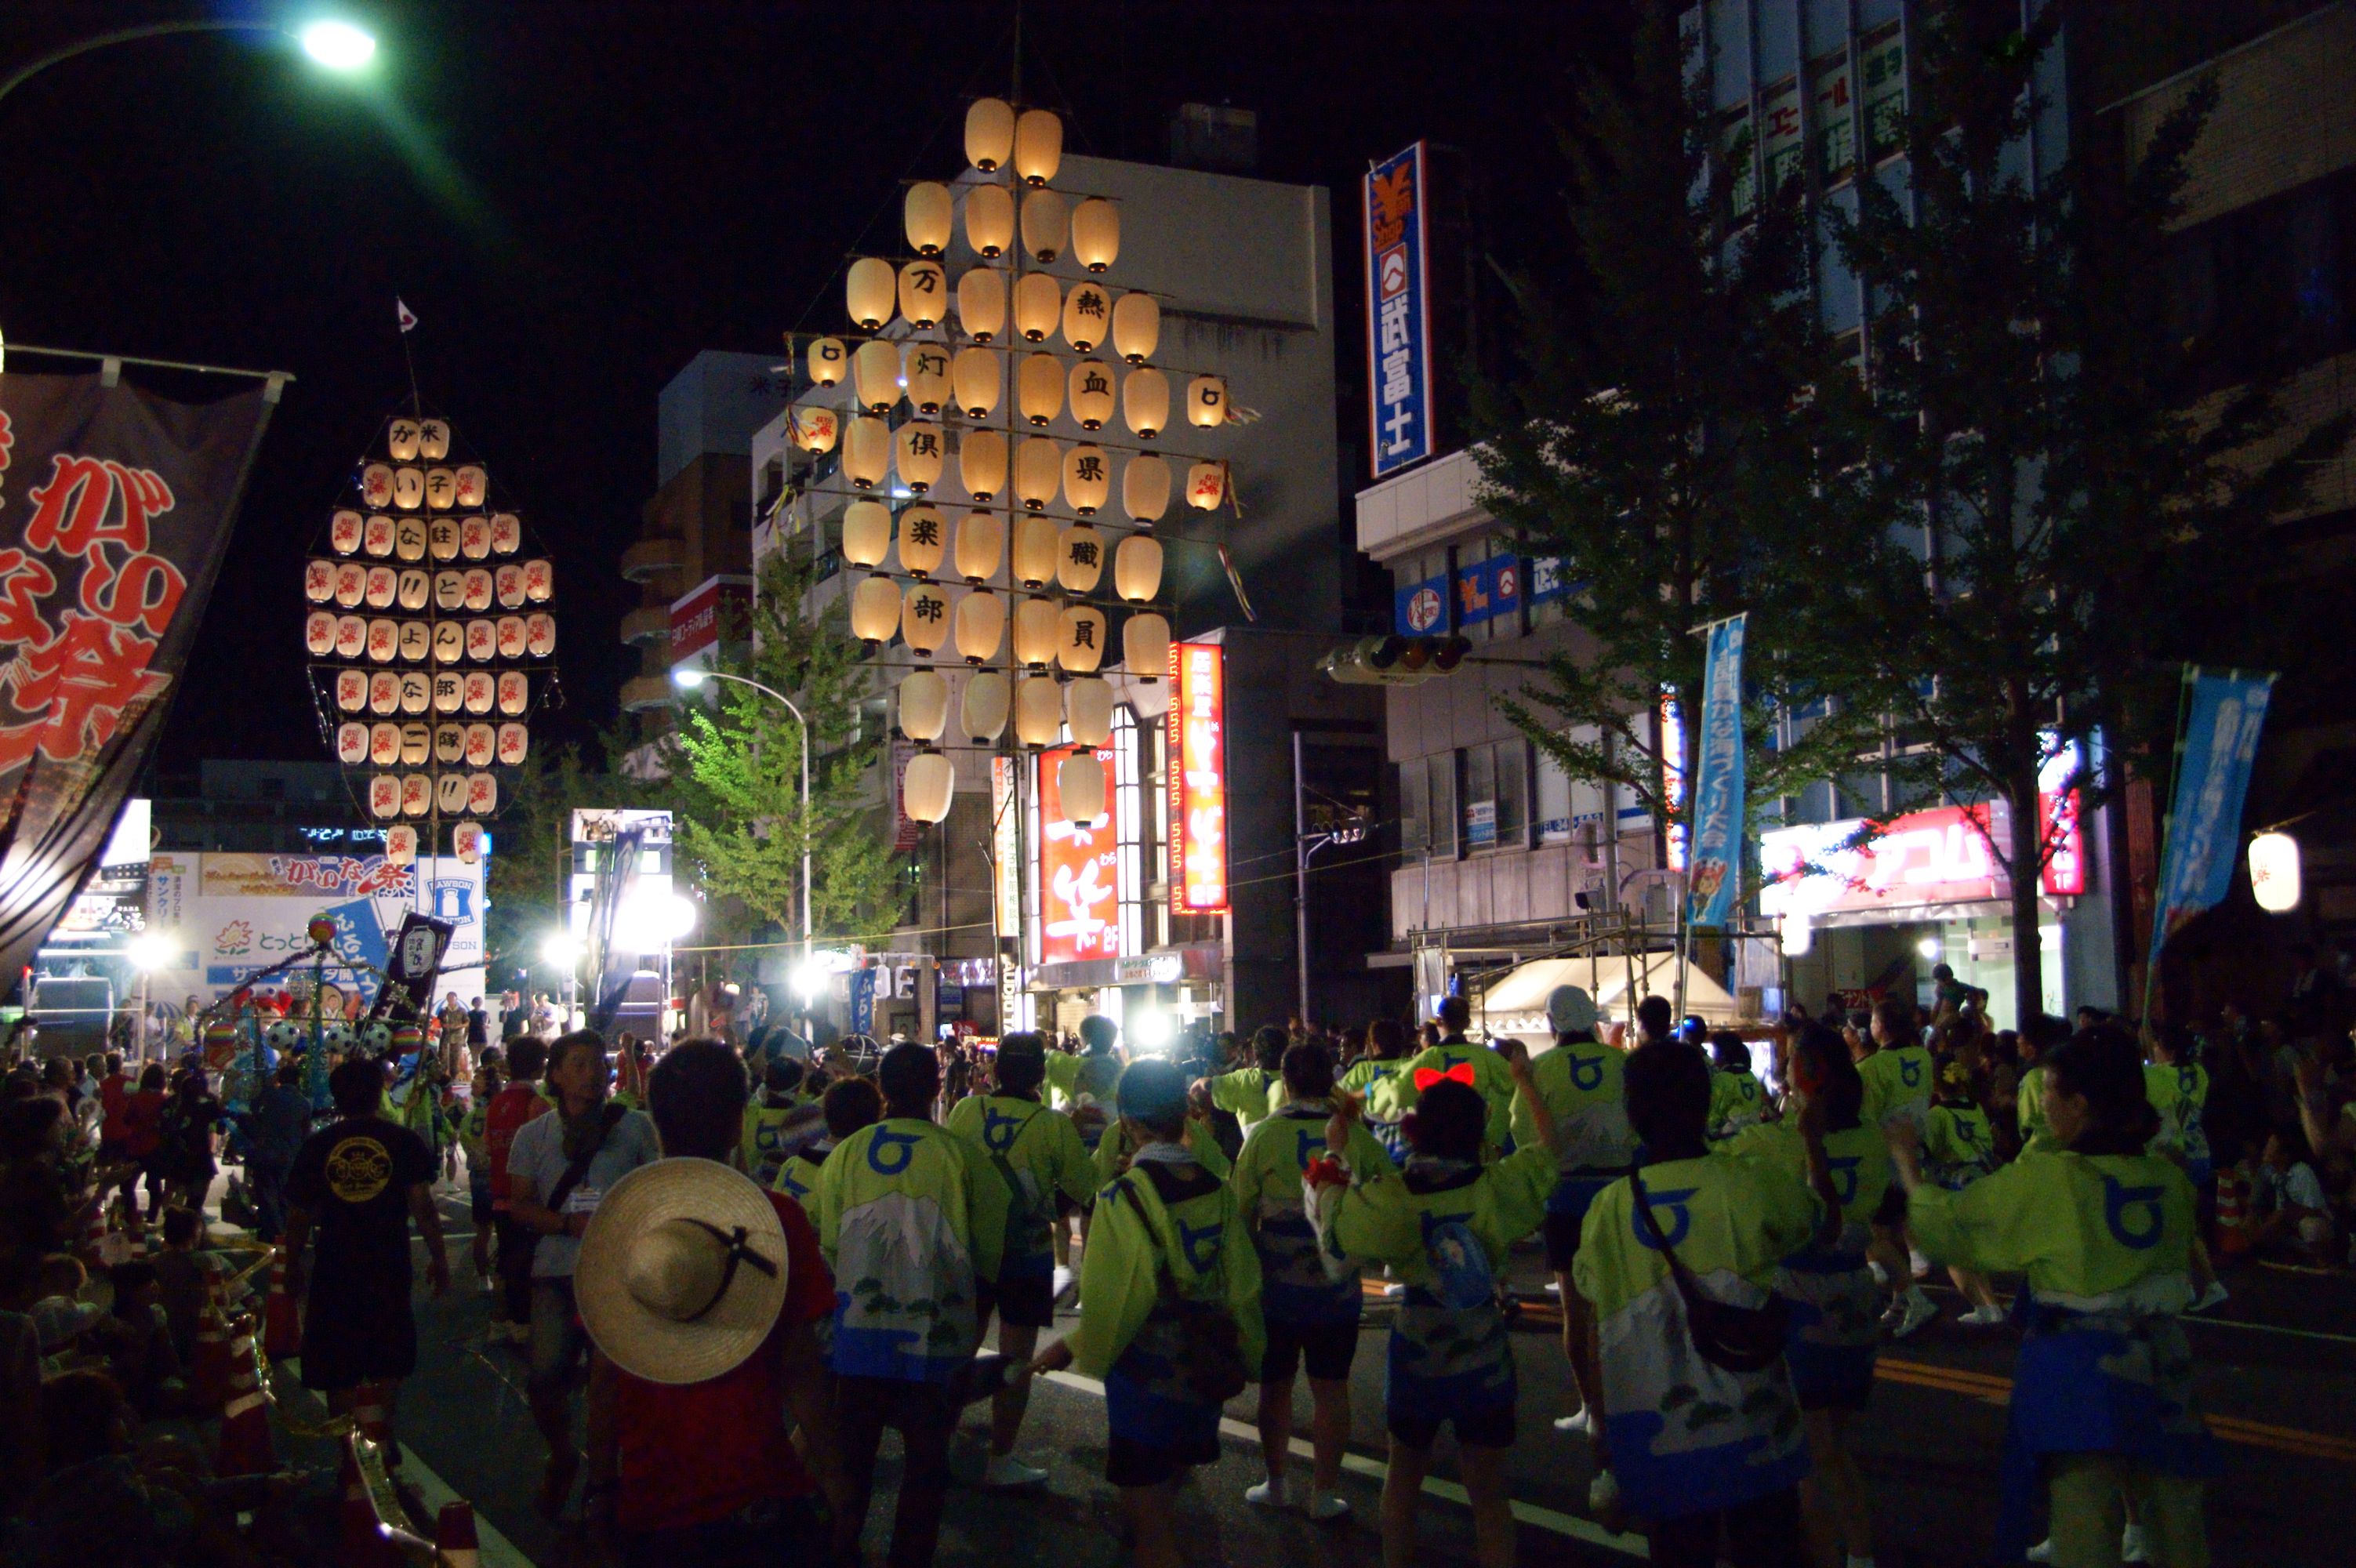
[0,370,275,989]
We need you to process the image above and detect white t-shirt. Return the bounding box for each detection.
[506,1106,661,1279]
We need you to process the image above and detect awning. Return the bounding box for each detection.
[1476,953,1741,1035]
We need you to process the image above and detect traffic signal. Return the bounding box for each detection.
[1318,634,1472,685]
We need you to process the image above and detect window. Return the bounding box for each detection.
[1460,739,1527,852]
[1399,757,1428,854]
[1400,753,1458,859]
[2163,169,2356,395]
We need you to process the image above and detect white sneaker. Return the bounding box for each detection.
[1542,1279,1563,1297]
[1383,1283,1407,1302]
[2192,1280,2229,1312]
[1958,1305,2006,1327]
[1304,1491,1350,1523]
[1051,1265,1076,1303]
[1908,1247,1932,1279]
[1587,1468,1620,1514]
[2122,1522,2151,1563]
[2024,1539,2056,1563]
[1245,1477,1297,1510]
[1868,1260,1891,1288]
[1890,1291,1939,1340]
[1553,1407,1593,1435]
[984,1454,1047,1488]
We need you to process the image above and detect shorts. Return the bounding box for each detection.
[299,1272,418,1392]
[1871,1182,1908,1228]
[528,1279,590,1396]
[1542,1171,1623,1272]
[1104,1367,1224,1487]
[977,1272,1055,1331]
[1261,1318,1359,1383]
[1106,1427,1222,1489]
[1386,1400,1516,1452]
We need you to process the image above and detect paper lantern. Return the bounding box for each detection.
[1058,605,1108,673]
[902,582,952,655]
[952,347,1001,417]
[419,419,449,459]
[1068,359,1116,430]
[844,418,891,488]
[1124,611,1170,679]
[905,180,953,256]
[387,419,421,461]
[964,182,1014,258]
[899,669,949,742]
[965,97,1015,171]
[954,510,1004,582]
[956,267,1005,342]
[1065,677,1115,746]
[1013,273,1061,343]
[1017,354,1064,426]
[895,423,946,494]
[1110,292,1159,365]
[1062,283,1110,353]
[896,504,948,577]
[1058,753,1105,825]
[1188,374,1229,429]
[1123,454,1171,525]
[424,467,456,510]
[960,429,1007,501]
[393,467,425,510]
[1011,514,1060,590]
[1780,909,1813,957]
[1124,367,1169,438]
[804,336,848,387]
[1058,523,1105,592]
[791,405,840,454]
[2250,832,2302,913]
[1021,187,1068,263]
[953,586,1006,663]
[1014,675,1062,745]
[853,341,902,413]
[898,260,947,328]
[1012,594,1061,666]
[1071,198,1120,273]
[847,257,896,329]
[963,670,1011,741]
[850,573,902,642]
[1014,107,1062,186]
[1062,447,1111,517]
[1114,533,1163,601]
[902,751,954,823]
[1015,437,1062,511]
[902,344,951,416]
[1185,459,1228,511]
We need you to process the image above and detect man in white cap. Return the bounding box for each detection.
[1509,983,1639,1513]
[579,1039,841,1566]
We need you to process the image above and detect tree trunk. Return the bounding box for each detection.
[2006,762,2046,1031]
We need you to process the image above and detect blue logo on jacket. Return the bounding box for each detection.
[867,1125,920,1176]
[1632,1189,1696,1250]
[2101,1176,2166,1250]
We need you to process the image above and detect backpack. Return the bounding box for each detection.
[1113,1173,1248,1405]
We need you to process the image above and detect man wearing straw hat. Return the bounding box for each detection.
[579,1038,840,1566]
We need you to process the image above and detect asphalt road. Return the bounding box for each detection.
[330,1180,2356,1567]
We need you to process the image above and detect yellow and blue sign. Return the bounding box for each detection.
[1365,141,1433,477]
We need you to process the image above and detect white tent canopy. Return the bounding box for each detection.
[1476,953,1740,1038]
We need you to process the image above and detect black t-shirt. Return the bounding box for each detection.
[285,1118,434,1293]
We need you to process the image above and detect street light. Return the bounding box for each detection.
[296,20,378,71]
[126,931,178,1062]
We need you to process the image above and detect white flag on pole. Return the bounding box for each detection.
[395,298,419,334]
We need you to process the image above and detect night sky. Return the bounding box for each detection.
[0,0,1616,779]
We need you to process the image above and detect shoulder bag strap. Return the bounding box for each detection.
[1627,1163,1709,1310]
[545,1102,625,1214]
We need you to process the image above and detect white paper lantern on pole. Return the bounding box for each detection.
[895,423,946,495]
[1021,188,1068,263]
[1014,675,1062,746]
[1111,292,1159,364]
[852,340,902,413]
[1011,514,1060,590]
[898,260,947,328]
[1068,360,1116,430]
[1015,437,1062,511]
[962,670,1011,740]
[1062,446,1110,516]
[1058,752,1105,825]
[1013,273,1061,343]
[1122,454,1171,524]
[1058,523,1105,591]
[956,266,1005,341]
[1185,459,1228,511]
[841,500,891,568]
[953,586,1006,663]
[851,574,902,643]
[1071,198,1120,273]
[902,344,950,416]
[952,347,1001,417]
[964,181,1015,257]
[964,98,1015,171]
[953,510,1004,582]
[844,417,891,488]
[1065,677,1115,747]
[896,505,947,578]
[1061,282,1110,353]
[898,669,949,741]
[1187,374,1229,429]
[1124,611,1171,680]
[902,582,952,656]
[792,405,840,453]
[1012,594,1062,666]
[2249,832,2302,913]
[806,336,848,386]
[1780,909,1813,957]
[1013,107,1062,186]
[1017,354,1064,426]
[904,180,953,256]
[847,258,895,329]
[1124,367,1169,439]
[1114,533,1163,601]
[1058,605,1108,673]
[960,429,1007,501]
[902,751,955,823]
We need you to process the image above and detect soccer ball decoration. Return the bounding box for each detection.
[305,413,557,831]
[266,1019,303,1053]
[321,1022,356,1052]
[361,1020,395,1054]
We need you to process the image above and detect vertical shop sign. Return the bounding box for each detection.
[1168,641,1229,912]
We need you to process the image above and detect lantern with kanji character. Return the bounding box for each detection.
[1011,514,1059,590]
[847,258,895,329]
[1011,594,1060,667]
[902,344,951,416]
[1065,677,1114,747]
[1058,523,1105,591]
[895,423,946,495]
[896,504,948,579]
[1188,375,1229,429]
[1013,675,1062,746]
[1017,354,1064,426]
[898,260,947,328]
[1058,605,1107,673]
[960,429,1007,501]
[952,347,1000,418]
[954,510,1004,583]
[419,419,450,459]
[1124,368,1168,439]
[388,419,421,461]
[1115,534,1163,602]
[901,582,952,656]
[852,341,902,414]
[1067,360,1116,430]
[1058,753,1105,825]
[1021,187,1067,263]
[1015,437,1062,511]
[1012,273,1060,343]
[964,183,1015,258]
[953,586,1005,664]
[807,337,847,387]
[965,98,1015,171]
[1123,611,1170,679]
[1071,198,1120,273]
[963,670,1011,740]
[1013,108,1062,186]
[844,417,891,488]
[1111,292,1158,364]
[902,752,954,823]
[1185,460,1227,511]
[904,180,953,256]
[957,267,1005,343]
[1062,283,1110,353]
[1062,448,1110,517]
[851,574,901,643]
[791,405,840,453]
[898,670,949,742]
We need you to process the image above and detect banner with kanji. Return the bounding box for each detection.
[2147,667,2275,970]
[1685,614,1748,930]
[0,370,274,989]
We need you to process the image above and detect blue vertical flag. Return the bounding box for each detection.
[2147,669,2276,969]
[1364,142,1433,477]
[1686,615,1748,928]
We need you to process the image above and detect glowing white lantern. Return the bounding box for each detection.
[1013,107,1062,185]
[1188,374,1229,429]
[806,336,848,387]
[1071,198,1120,272]
[902,752,955,824]
[1013,273,1061,343]
[1021,187,1068,263]
[902,344,951,415]
[1110,292,1160,367]
[1058,605,1108,673]
[1012,594,1062,666]
[2249,832,2303,913]
[844,417,891,488]
[957,267,1005,342]
[897,505,948,578]
[1065,677,1115,747]
[1062,283,1110,353]
[850,574,902,642]
[1185,459,1227,510]
[1062,447,1111,516]
[898,260,947,328]
[852,341,902,413]
[1015,437,1062,511]
[1068,359,1116,430]
[1780,909,1813,957]
[1123,611,1170,679]
[1124,367,1169,438]
[895,422,946,494]
[964,98,1015,171]
[793,405,840,454]
[960,429,1007,501]
[1011,514,1060,590]
[904,181,953,256]
[899,670,949,742]
[964,182,1014,258]
[1017,354,1065,426]
[387,419,421,461]
[902,582,952,656]
[1058,524,1105,592]
[1123,454,1171,524]
[963,670,1011,741]
[952,347,1001,417]
[954,510,1004,582]
[953,586,1006,663]
[1114,534,1163,601]
[1014,675,1062,745]
[847,257,896,329]
[1058,752,1105,824]
[418,419,450,460]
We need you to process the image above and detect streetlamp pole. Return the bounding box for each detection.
[673,669,814,1027]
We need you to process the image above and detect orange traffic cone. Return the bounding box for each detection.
[189,1304,231,1414]
[336,1444,397,1568]
[351,1380,399,1469]
[214,1339,274,1475]
[434,1501,481,1568]
[262,1247,302,1357]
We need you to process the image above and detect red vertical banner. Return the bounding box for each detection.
[1168,642,1228,913]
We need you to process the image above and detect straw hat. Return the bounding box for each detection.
[575,1158,789,1385]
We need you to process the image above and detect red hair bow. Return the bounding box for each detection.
[1412,1061,1478,1093]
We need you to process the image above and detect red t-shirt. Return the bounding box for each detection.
[122,1089,167,1159]
[613,1189,834,1533]
[99,1075,131,1145]
[482,1083,551,1210]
